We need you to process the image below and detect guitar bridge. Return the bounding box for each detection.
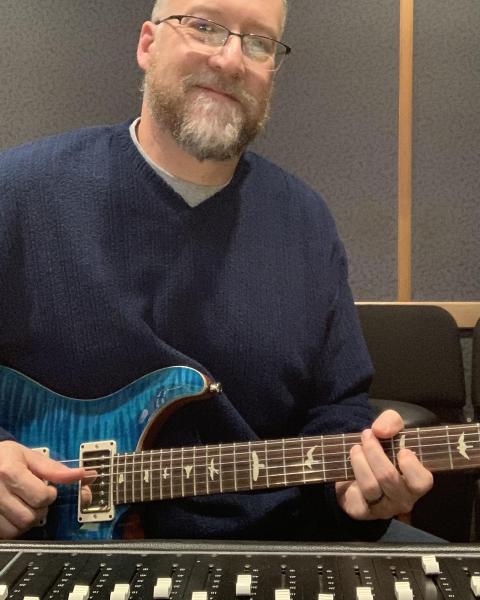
[78,440,116,524]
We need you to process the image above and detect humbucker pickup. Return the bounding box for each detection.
[78,440,116,524]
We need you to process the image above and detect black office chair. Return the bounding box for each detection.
[357,304,472,541]
[357,304,466,427]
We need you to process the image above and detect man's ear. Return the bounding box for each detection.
[137,22,157,71]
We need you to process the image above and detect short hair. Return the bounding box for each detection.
[151,1,288,33]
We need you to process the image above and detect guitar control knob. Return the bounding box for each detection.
[209,382,222,394]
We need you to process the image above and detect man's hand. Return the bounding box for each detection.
[335,410,434,520]
[0,440,86,539]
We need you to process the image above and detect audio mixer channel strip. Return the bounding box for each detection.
[0,541,480,599]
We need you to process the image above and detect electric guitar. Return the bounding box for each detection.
[0,365,478,540]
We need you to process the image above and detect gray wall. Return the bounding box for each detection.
[1,1,478,301]
[412,0,480,300]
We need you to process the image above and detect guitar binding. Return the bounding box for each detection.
[77,440,116,524]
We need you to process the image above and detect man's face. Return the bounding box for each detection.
[141,0,285,161]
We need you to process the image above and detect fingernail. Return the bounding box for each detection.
[362,429,373,442]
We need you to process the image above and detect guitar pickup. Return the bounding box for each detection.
[78,440,116,524]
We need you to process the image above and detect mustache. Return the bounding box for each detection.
[182,72,258,108]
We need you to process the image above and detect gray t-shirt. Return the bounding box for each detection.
[129,118,229,207]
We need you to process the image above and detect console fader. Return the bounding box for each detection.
[0,540,480,599]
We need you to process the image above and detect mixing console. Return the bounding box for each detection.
[0,539,479,599]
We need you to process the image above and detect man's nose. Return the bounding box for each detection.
[207,35,246,78]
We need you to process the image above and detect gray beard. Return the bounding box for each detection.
[144,71,271,161]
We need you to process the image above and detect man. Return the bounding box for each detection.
[0,0,433,541]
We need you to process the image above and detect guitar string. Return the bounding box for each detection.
[50,424,480,502]
[74,445,480,496]
[47,426,480,501]
[52,425,480,470]
[56,431,480,480]
[56,444,480,504]
[92,439,480,474]
[57,444,480,498]
[55,433,480,501]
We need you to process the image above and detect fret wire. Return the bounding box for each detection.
[233,442,238,492]
[101,426,480,491]
[110,445,480,505]
[445,425,454,470]
[181,447,185,498]
[107,442,480,482]
[133,452,137,503]
[415,427,423,463]
[105,448,480,506]
[390,437,396,467]
[282,438,287,486]
[149,450,153,501]
[193,445,197,496]
[300,437,306,484]
[264,440,270,488]
[205,445,209,495]
[113,456,118,504]
[219,443,223,493]
[159,448,163,501]
[342,434,347,479]
[105,445,480,491]
[117,453,122,503]
[320,435,326,481]
[248,441,252,490]
[59,424,480,469]
[105,452,480,503]
[88,426,480,467]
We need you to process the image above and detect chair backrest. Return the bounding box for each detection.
[357,304,466,421]
[472,318,480,412]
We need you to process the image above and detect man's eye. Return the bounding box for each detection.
[188,19,215,34]
[248,36,274,55]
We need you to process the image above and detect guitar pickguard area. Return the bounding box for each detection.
[78,440,116,524]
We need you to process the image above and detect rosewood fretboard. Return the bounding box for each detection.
[102,423,480,506]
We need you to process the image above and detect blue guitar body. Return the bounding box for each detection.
[0,365,212,540]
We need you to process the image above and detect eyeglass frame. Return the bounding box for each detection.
[153,14,291,71]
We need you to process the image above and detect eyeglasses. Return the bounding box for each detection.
[154,15,291,72]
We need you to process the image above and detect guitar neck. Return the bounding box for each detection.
[112,423,480,506]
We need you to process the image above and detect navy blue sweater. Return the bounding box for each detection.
[0,121,388,540]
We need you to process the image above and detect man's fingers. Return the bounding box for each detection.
[0,493,45,537]
[26,450,86,484]
[0,513,23,540]
[398,449,434,496]
[349,444,383,504]
[371,409,404,439]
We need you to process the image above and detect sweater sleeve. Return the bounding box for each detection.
[297,235,391,541]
